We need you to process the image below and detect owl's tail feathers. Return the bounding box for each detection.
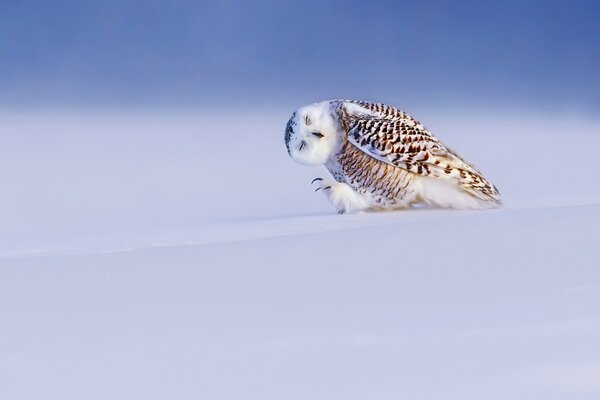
[456,169,503,208]
[417,170,502,210]
[424,147,502,208]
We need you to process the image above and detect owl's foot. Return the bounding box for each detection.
[311,178,369,214]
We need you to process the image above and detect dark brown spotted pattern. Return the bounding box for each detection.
[331,100,502,206]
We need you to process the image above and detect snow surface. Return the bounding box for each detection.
[1,109,599,399]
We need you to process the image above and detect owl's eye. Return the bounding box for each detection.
[304,115,311,125]
[311,132,324,138]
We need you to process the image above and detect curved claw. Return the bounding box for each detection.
[311,177,323,185]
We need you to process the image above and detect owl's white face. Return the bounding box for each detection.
[284,101,340,166]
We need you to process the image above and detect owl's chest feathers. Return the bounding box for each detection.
[326,140,417,207]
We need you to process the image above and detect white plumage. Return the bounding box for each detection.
[284,100,502,214]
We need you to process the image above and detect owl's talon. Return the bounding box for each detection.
[314,180,331,192]
[312,179,369,214]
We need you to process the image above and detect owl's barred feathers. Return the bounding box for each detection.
[338,100,502,206]
[285,100,502,213]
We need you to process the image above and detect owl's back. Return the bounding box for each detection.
[327,100,501,209]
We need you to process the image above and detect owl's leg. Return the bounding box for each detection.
[311,178,369,214]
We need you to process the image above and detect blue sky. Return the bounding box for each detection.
[1,0,599,109]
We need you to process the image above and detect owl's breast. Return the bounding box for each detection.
[328,141,418,207]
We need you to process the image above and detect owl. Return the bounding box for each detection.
[284,100,502,214]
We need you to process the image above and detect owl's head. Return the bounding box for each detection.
[284,101,340,166]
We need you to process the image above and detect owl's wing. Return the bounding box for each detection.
[341,101,502,205]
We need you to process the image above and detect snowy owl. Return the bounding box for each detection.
[284,100,501,214]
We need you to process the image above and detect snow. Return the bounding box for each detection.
[1,108,599,399]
